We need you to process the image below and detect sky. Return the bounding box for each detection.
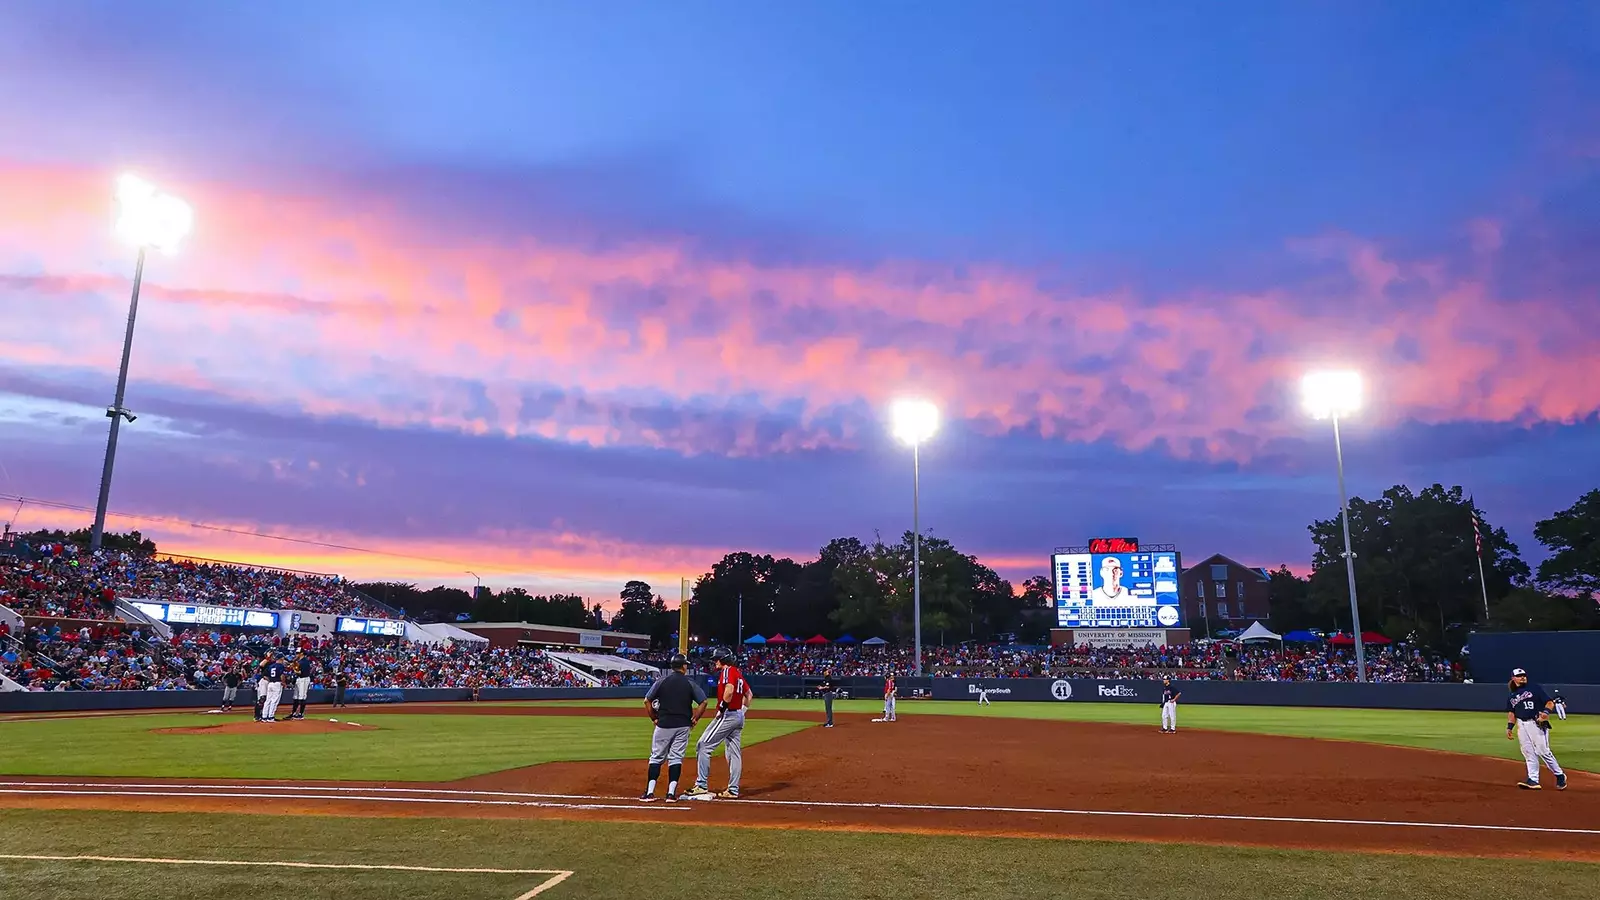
[1,2,1598,605]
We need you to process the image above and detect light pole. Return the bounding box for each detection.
[891,398,939,677]
[90,175,193,553]
[1302,370,1368,683]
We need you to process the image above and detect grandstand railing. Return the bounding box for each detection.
[544,654,603,686]
[345,585,404,619]
[0,601,23,634]
[114,598,172,640]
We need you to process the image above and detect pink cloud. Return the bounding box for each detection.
[2,161,1597,463]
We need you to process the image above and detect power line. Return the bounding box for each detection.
[0,492,529,577]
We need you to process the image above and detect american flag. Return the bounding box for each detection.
[1471,510,1482,557]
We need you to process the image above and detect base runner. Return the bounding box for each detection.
[686,651,750,799]
[640,654,706,802]
[1506,667,1566,790]
[1159,677,1181,733]
[878,674,896,722]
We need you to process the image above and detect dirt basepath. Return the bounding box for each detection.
[1,705,1596,861]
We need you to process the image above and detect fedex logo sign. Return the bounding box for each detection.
[1097,685,1137,698]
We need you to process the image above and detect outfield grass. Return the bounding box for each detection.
[529,698,1600,772]
[0,713,811,781]
[1,809,1594,900]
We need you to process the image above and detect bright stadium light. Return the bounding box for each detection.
[891,398,939,446]
[114,174,193,255]
[1301,370,1362,421]
[90,174,195,554]
[889,398,939,676]
[1301,369,1368,682]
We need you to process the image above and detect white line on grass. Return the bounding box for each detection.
[0,780,1596,838]
[0,854,573,899]
[0,788,682,814]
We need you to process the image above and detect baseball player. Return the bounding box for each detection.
[1506,667,1566,790]
[1552,689,1568,720]
[685,651,750,800]
[252,652,273,722]
[639,654,707,803]
[879,674,897,722]
[260,654,288,723]
[220,666,241,712]
[818,671,836,727]
[286,651,313,720]
[1159,677,1181,733]
[977,686,992,706]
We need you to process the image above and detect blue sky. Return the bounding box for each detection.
[0,2,1596,597]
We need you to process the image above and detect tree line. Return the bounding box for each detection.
[8,485,1597,651]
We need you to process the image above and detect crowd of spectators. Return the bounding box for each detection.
[1,547,383,619]
[0,624,584,692]
[727,640,1462,683]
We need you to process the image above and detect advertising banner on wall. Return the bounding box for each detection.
[1068,629,1167,649]
[929,678,1158,703]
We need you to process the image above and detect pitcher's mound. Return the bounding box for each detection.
[153,719,373,736]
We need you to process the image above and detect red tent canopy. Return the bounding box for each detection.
[1360,630,1391,645]
[802,634,830,645]
[766,634,791,644]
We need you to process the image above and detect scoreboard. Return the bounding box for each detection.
[1052,545,1181,629]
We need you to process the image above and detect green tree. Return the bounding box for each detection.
[1306,484,1529,644]
[612,580,659,635]
[1533,489,1600,595]
[689,552,804,645]
[1488,586,1600,632]
[1264,565,1323,632]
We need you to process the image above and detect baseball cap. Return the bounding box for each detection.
[1511,668,1527,677]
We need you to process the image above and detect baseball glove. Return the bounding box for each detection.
[1539,719,1551,732]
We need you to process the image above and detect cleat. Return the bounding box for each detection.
[1556,774,1568,790]
[1517,780,1541,790]
[638,793,656,803]
[665,792,678,803]
[683,785,711,797]
[715,789,739,800]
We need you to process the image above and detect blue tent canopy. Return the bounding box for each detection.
[742,634,767,644]
[861,636,888,646]
[835,634,857,644]
[1283,630,1323,642]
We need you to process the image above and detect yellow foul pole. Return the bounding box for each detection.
[678,577,690,655]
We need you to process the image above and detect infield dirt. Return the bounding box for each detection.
[2,704,1595,861]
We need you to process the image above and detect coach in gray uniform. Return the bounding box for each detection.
[639,654,707,803]
[818,670,836,728]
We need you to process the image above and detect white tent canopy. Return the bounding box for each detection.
[1235,621,1282,643]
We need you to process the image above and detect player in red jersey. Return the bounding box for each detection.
[685,651,751,799]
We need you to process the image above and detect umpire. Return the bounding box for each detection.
[639,654,707,803]
[818,669,837,728]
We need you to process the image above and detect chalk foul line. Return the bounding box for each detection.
[0,780,1596,838]
[0,854,573,899]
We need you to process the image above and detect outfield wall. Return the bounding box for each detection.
[3,678,1596,714]
[0,685,645,713]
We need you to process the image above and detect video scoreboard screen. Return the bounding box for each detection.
[1053,550,1181,628]
[337,616,407,636]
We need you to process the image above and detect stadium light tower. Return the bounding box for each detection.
[90,174,193,553]
[891,398,939,677]
[1301,370,1368,683]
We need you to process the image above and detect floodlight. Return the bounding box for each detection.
[890,398,939,446]
[115,174,193,254]
[1300,370,1362,421]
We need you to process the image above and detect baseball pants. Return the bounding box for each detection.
[695,709,745,792]
[977,691,991,705]
[1516,719,1563,784]
[294,677,310,701]
[262,682,284,720]
[649,725,691,764]
[1161,701,1178,731]
[1555,704,1567,720]
[221,686,237,707]
[883,696,896,721]
[823,692,834,726]
[254,678,268,718]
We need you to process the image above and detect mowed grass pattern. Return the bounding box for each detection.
[0,713,812,781]
[2,809,1597,900]
[526,698,1600,772]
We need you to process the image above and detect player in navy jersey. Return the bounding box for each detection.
[260,655,288,723]
[1159,677,1181,733]
[288,652,314,719]
[1506,668,1565,790]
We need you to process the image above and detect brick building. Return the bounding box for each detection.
[1179,554,1271,637]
